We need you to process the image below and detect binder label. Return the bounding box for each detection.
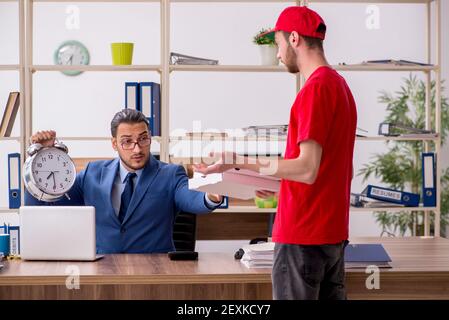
[424,156,434,188]
[370,187,401,201]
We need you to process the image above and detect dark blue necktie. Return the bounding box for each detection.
[118,172,137,224]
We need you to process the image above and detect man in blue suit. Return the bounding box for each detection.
[25,109,223,254]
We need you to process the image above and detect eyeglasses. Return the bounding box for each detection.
[120,137,151,150]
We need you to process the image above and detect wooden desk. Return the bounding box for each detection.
[1,237,449,300]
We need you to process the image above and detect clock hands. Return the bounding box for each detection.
[45,171,58,190]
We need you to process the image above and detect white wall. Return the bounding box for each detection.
[0,2,448,249]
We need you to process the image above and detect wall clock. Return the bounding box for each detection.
[53,40,90,76]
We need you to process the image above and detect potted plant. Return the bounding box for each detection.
[359,75,449,237]
[253,28,279,66]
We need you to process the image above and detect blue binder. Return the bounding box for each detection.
[125,82,140,110]
[422,152,436,207]
[139,82,161,136]
[345,243,392,266]
[365,185,420,207]
[8,153,21,209]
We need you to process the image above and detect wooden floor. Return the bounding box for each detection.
[0,237,449,300]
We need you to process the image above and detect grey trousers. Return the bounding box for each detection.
[272,240,348,300]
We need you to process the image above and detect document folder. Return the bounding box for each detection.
[8,153,21,209]
[125,82,140,110]
[139,82,161,136]
[344,243,392,268]
[365,185,420,207]
[422,152,436,207]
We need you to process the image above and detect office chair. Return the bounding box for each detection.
[172,211,197,252]
[249,212,276,244]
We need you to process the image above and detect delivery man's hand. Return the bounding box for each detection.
[255,190,277,199]
[30,130,56,147]
[193,151,239,175]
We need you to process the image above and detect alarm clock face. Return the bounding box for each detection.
[54,40,90,76]
[31,148,76,196]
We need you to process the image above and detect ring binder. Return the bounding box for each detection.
[422,153,436,207]
[364,185,420,207]
[8,153,21,209]
[125,82,140,110]
[139,82,161,136]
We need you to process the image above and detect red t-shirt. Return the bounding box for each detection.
[272,66,357,245]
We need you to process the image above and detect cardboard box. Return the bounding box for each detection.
[189,169,280,200]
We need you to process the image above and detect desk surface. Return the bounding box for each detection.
[1,237,449,299]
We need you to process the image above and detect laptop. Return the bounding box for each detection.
[20,206,103,261]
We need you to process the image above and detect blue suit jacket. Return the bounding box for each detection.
[25,155,214,254]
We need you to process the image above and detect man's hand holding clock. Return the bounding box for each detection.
[24,130,76,202]
[30,130,57,147]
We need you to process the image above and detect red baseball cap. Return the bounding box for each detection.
[261,6,326,42]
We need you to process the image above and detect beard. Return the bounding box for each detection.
[284,44,299,74]
[120,152,149,171]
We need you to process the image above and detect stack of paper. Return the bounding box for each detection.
[363,59,433,66]
[170,52,219,65]
[242,125,288,138]
[240,242,275,268]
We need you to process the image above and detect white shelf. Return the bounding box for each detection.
[0,137,21,141]
[169,135,438,142]
[335,64,436,72]
[170,65,286,73]
[30,65,161,72]
[0,65,19,71]
[214,206,438,214]
[0,208,19,212]
[170,0,432,3]
[356,135,439,141]
[215,206,276,213]
[27,0,434,2]
[26,64,437,74]
[31,0,159,2]
[59,136,162,142]
[170,135,286,142]
[350,206,438,213]
[309,0,432,2]
[169,64,436,73]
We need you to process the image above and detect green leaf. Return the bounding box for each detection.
[361,74,449,236]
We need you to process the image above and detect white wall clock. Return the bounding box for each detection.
[53,40,90,76]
